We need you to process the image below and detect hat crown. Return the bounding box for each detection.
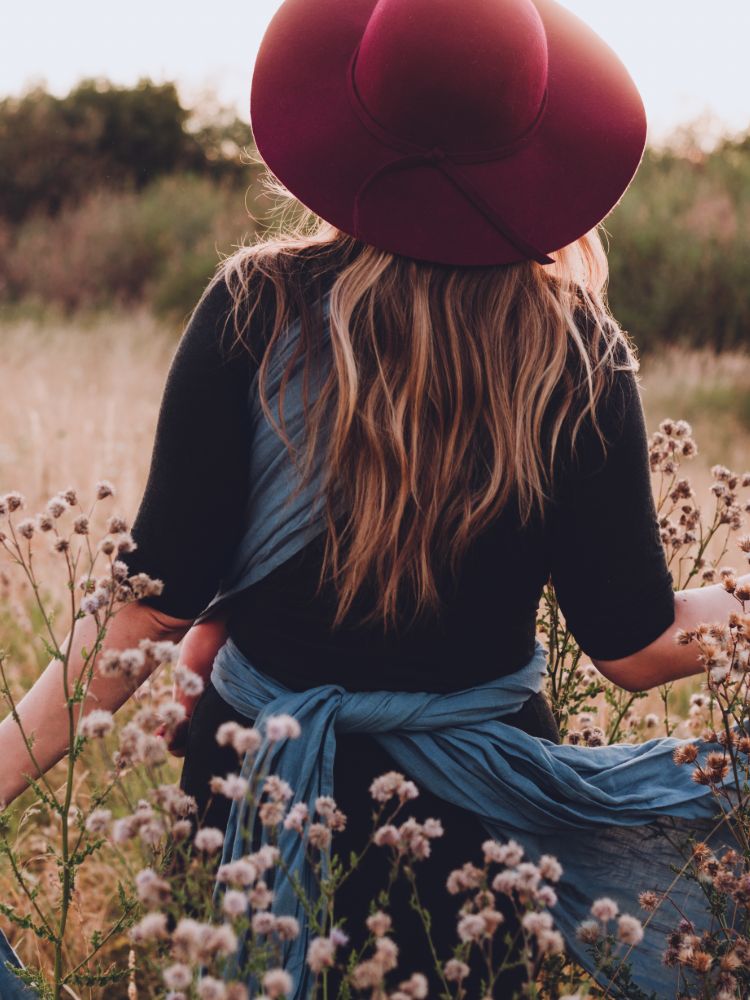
[355,0,549,154]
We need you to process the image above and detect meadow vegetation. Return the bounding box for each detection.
[1,80,750,999]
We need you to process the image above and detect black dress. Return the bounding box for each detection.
[121,265,675,995]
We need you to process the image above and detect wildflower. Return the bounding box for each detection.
[217,858,257,887]
[576,919,600,943]
[492,869,518,895]
[194,828,225,853]
[206,924,238,959]
[538,854,563,882]
[276,916,300,940]
[81,589,109,615]
[139,637,179,665]
[330,927,349,948]
[349,960,382,989]
[112,816,138,844]
[369,770,407,802]
[446,862,484,894]
[617,914,644,945]
[515,862,542,893]
[479,907,505,934]
[4,491,25,513]
[373,824,400,847]
[107,515,128,533]
[85,808,112,835]
[266,713,301,740]
[37,513,54,532]
[140,735,167,767]
[17,519,35,539]
[221,889,248,919]
[216,721,262,754]
[366,911,391,937]
[444,959,470,982]
[522,911,553,935]
[135,868,171,905]
[117,648,147,680]
[73,514,89,535]
[396,973,428,998]
[375,936,398,970]
[197,977,227,1000]
[254,844,280,870]
[46,496,66,518]
[98,649,124,677]
[398,780,419,800]
[690,950,712,973]
[457,913,487,942]
[158,702,187,730]
[486,838,524,866]
[262,969,292,999]
[266,775,294,802]
[315,795,336,817]
[308,823,332,850]
[537,929,564,954]
[259,801,286,827]
[148,783,185,811]
[396,817,432,859]
[283,802,309,832]
[307,936,335,973]
[536,884,558,907]
[210,774,249,801]
[673,743,699,765]
[164,964,193,990]
[130,912,168,942]
[173,664,204,697]
[80,709,114,739]
[591,897,619,921]
[172,918,208,963]
[249,881,273,910]
[422,817,443,838]
[172,819,193,840]
[252,912,276,934]
[94,480,114,499]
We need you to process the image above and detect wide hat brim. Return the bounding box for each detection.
[250,0,647,266]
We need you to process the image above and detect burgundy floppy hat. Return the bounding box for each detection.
[250,0,647,267]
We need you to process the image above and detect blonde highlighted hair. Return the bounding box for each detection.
[215,198,636,628]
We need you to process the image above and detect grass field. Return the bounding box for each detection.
[2,312,749,518]
[1,312,749,996]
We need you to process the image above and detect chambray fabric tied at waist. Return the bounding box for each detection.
[211,638,738,1000]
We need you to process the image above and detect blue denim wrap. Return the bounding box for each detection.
[212,637,734,999]
[204,293,739,998]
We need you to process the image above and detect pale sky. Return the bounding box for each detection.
[2,1,748,144]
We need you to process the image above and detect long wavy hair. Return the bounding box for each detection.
[212,195,636,629]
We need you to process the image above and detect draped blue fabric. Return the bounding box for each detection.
[0,929,39,998]
[212,638,734,999]
[194,291,334,625]
[202,293,737,997]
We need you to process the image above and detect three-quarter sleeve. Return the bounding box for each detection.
[546,364,676,660]
[119,277,259,619]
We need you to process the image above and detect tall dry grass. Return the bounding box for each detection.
[1,311,749,996]
[3,311,748,535]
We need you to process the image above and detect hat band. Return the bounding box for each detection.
[346,46,554,265]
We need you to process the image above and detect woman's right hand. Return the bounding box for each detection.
[157,615,229,758]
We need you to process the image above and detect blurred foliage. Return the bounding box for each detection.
[1,79,750,343]
[0,78,250,222]
[606,139,750,352]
